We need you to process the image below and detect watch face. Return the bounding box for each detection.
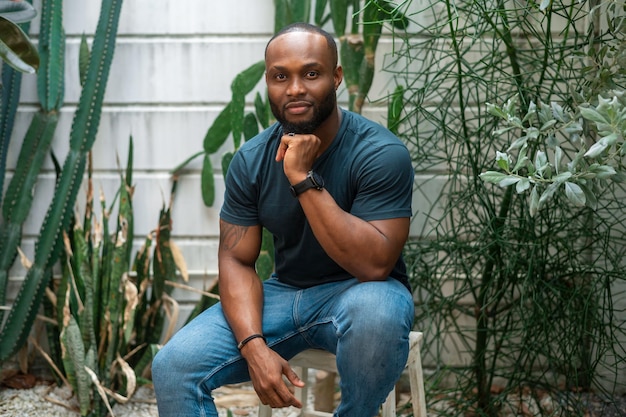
[310,171,324,188]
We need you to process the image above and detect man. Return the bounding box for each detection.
[152,22,415,417]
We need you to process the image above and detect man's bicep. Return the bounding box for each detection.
[219,219,262,266]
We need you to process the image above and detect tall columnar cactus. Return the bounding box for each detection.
[0,0,124,363]
[0,0,63,324]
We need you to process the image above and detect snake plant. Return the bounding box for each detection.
[0,0,124,363]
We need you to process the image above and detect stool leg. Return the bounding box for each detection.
[408,332,427,417]
[381,387,396,417]
[258,403,273,417]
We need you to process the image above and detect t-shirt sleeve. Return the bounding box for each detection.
[219,152,260,226]
[350,142,413,221]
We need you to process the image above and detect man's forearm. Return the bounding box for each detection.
[296,189,409,281]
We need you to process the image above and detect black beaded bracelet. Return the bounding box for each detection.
[237,333,266,350]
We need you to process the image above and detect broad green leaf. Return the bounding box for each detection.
[486,103,507,119]
[329,0,348,35]
[201,154,215,207]
[479,171,509,184]
[231,60,265,96]
[538,182,560,206]
[314,0,328,26]
[553,171,572,183]
[564,181,585,206]
[498,176,520,187]
[203,102,232,153]
[496,151,510,171]
[221,151,234,176]
[534,150,548,172]
[539,119,556,132]
[254,92,269,129]
[290,0,310,23]
[584,140,608,158]
[243,112,259,141]
[590,164,616,179]
[579,183,598,210]
[579,106,608,125]
[529,186,539,217]
[516,178,531,193]
[0,16,38,73]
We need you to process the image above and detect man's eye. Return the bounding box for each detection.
[275,74,286,80]
[306,71,318,78]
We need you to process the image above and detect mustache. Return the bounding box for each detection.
[284,100,313,110]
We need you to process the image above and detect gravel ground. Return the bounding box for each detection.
[1,373,625,417]
[0,381,304,417]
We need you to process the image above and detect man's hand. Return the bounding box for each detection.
[242,341,305,408]
[275,132,321,183]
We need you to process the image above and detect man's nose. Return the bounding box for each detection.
[287,78,306,96]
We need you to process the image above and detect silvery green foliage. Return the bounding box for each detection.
[480,90,626,216]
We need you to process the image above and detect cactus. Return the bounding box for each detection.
[0,0,63,324]
[0,0,124,363]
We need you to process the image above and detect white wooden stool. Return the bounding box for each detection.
[258,331,426,417]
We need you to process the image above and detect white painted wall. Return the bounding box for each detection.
[6,0,417,325]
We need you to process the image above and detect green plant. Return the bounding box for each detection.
[386,0,626,415]
[0,0,39,211]
[0,0,124,363]
[480,91,626,217]
[0,0,64,327]
[40,140,189,416]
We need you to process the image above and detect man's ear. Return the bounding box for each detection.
[334,65,343,89]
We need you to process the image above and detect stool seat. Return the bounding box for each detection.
[258,331,426,417]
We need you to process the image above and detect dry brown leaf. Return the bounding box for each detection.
[170,240,189,282]
[85,366,116,417]
[16,246,32,270]
[122,273,139,324]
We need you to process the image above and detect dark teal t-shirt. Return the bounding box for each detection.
[220,109,413,290]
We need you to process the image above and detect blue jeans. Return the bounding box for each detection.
[152,276,414,417]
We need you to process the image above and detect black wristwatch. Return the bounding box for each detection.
[290,170,325,197]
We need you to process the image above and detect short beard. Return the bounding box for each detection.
[271,89,336,134]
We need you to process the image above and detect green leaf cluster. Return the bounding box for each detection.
[481,91,625,217]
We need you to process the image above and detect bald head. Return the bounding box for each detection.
[265,23,338,69]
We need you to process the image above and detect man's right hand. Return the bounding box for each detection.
[241,339,305,409]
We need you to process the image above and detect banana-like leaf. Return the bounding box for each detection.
[221,151,234,176]
[274,0,290,33]
[0,16,38,73]
[290,0,310,23]
[254,92,269,129]
[230,60,265,148]
[314,0,329,26]
[329,0,349,36]
[243,112,259,141]
[203,102,232,153]
[201,154,215,207]
[0,0,37,23]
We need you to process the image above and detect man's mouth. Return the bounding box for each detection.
[285,101,312,115]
